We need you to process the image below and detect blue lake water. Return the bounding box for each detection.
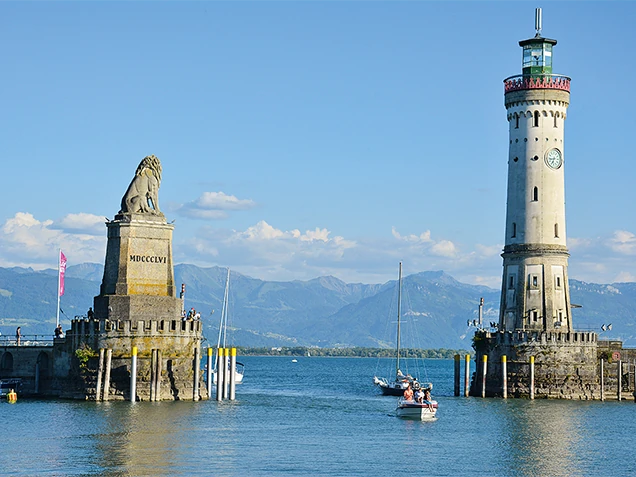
[1,356,635,476]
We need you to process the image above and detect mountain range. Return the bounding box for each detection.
[1,264,635,349]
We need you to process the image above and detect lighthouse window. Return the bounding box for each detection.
[533,111,540,127]
[509,276,515,289]
[532,310,538,322]
[533,276,538,287]
[554,223,559,238]
[532,187,538,201]
[512,222,517,238]
[515,113,519,129]
[556,276,561,288]
[554,114,558,128]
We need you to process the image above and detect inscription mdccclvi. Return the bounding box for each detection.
[129,254,167,264]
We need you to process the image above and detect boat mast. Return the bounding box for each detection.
[396,261,402,378]
[217,268,230,350]
[222,268,230,348]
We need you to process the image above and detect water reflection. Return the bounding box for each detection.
[84,401,223,476]
[499,400,585,477]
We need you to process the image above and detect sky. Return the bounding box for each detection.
[1,1,635,288]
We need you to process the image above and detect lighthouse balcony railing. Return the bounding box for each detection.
[504,74,571,93]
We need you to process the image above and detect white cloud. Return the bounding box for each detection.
[1,212,634,287]
[391,227,457,257]
[391,226,432,243]
[176,223,501,284]
[614,271,636,283]
[608,230,636,255]
[241,221,286,241]
[51,213,106,235]
[0,212,106,269]
[430,240,457,258]
[174,191,256,220]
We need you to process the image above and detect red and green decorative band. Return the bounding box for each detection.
[504,74,570,93]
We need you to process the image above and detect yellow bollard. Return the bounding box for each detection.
[206,347,213,399]
[530,356,535,400]
[502,355,507,399]
[481,354,488,398]
[7,389,17,403]
[464,354,470,397]
[130,346,138,403]
[229,347,237,401]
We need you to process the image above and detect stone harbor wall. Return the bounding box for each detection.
[471,330,601,399]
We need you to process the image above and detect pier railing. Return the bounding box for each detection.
[0,334,55,347]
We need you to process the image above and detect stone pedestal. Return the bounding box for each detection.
[100,213,176,298]
[73,212,208,401]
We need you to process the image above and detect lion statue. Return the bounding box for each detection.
[119,155,164,216]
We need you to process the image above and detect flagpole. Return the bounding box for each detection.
[56,249,61,328]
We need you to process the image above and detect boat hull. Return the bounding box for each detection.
[396,399,438,420]
[379,382,410,396]
[213,370,244,385]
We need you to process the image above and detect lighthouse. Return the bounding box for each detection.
[471,9,600,400]
[499,8,573,333]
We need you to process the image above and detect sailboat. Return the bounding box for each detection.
[213,268,245,385]
[373,262,438,419]
[373,262,413,396]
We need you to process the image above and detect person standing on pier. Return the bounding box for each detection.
[16,326,21,346]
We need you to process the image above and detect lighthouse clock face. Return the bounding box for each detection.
[546,148,563,169]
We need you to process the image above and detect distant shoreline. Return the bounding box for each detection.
[233,347,472,359]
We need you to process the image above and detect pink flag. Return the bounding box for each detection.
[59,251,67,297]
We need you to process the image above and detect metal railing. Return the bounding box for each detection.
[504,74,571,93]
[0,334,56,347]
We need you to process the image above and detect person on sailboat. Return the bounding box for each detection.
[403,383,414,401]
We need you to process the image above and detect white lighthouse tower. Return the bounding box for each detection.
[471,9,600,400]
[499,8,573,333]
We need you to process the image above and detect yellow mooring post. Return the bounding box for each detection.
[130,346,138,403]
[95,348,105,401]
[529,356,535,400]
[481,354,488,398]
[618,360,622,401]
[193,346,200,401]
[103,349,113,402]
[229,347,237,401]
[454,354,461,396]
[222,347,230,400]
[216,348,224,401]
[206,347,213,399]
[464,354,470,397]
[502,355,507,399]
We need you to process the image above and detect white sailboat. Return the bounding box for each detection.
[213,268,244,385]
[372,262,438,420]
[373,262,413,396]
